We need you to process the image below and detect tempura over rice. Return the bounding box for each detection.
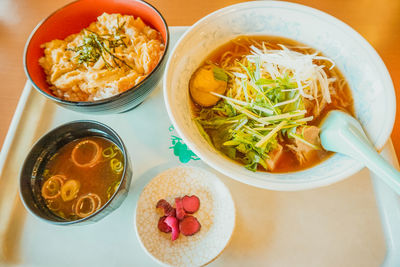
[39,13,165,101]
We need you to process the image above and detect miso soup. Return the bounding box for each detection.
[41,136,124,220]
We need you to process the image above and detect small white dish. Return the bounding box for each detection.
[163,0,396,191]
[135,166,235,266]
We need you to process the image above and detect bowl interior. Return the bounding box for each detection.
[164,1,396,190]
[20,121,129,224]
[25,0,168,98]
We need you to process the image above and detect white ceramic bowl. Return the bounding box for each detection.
[163,1,396,191]
[135,166,235,266]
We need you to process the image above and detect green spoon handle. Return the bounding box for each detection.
[337,125,400,194]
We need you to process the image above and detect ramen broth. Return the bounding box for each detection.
[190,36,354,173]
[41,136,123,220]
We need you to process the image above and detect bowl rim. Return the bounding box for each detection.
[163,0,396,190]
[19,120,131,225]
[23,0,170,106]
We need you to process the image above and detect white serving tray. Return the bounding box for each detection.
[0,27,399,267]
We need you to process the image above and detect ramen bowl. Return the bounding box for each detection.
[24,0,169,113]
[19,120,133,225]
[164,1,396,190]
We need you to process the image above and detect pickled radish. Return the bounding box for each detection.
[158,216,171,233]
[156,195,202,241]
[156,199,176,217]
[180,216,201,236]
[175,197,186,220]
[164,216,179,241]
[182,195,200,213]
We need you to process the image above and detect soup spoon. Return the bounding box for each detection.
[320,110,400,194]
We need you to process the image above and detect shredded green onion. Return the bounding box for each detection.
[289,132,321,150]
[102,146,117,158]
[256,120,287,148]
[110,158,123,174]
[193,40,335,171]
[107,181,121,199]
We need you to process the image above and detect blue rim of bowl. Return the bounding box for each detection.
[19,120,130,225]
[23,0,170,107]
[163,0,396,190]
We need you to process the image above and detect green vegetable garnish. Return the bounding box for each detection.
[68,17,132,70]
[110,158,123,174]
[212,67,228,82]
[195,53,313,171]
[102,146,118,158]
[106,181,121,199]
[192,38,340,171]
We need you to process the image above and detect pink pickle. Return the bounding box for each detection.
[180,216,201,236]
[175,197,186,220]
[156,199,176,217]
[164,216,180,241]
[182,195,200,213]
[158,216,172,233]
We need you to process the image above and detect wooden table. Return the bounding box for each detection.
[0,0,399,159]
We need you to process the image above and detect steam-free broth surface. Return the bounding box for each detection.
[190,36,354,173]
[41,136,123,220]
